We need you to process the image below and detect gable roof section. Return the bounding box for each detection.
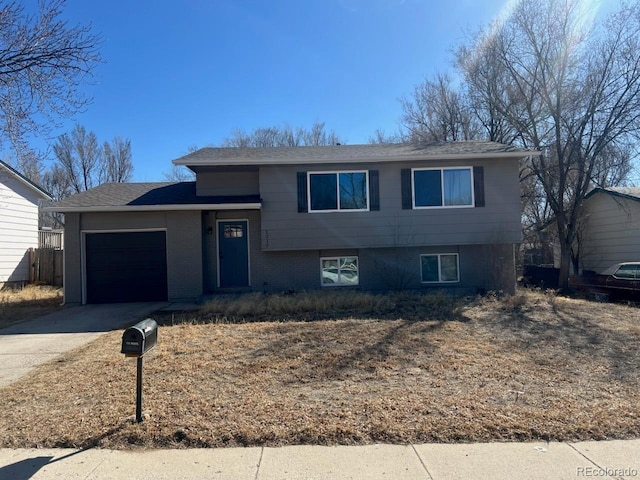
[173,141,537,168]
[0,159,52,200]
[584,187,640,204]
[43,182,261,213]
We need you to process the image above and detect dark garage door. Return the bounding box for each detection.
[85,231,168,303]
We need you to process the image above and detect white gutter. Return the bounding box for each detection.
[42,203,262,213]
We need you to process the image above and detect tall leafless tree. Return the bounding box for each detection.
[52,124,133,194]
[53,124,101,193]
[101,136,133,184]
[466,0,640,288]
[404,0,640,289]
[0,0,101,160]
[400,73,480,143]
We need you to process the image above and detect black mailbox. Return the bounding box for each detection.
[121,319,158,357]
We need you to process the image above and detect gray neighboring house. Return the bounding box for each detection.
[45,142,533,304]
[574,187,640,274]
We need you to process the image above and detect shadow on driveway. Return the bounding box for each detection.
[0,302,168,335]
[0,302,168,388]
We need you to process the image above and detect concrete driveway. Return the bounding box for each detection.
[0,302,168,387]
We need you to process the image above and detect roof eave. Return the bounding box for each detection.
[42,203,262,213]
[584,188,640,203]
[0,161,53,200]
[173,151,540,167]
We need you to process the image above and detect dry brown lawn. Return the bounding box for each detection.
[0,285,63,328]
[0,289,639,449]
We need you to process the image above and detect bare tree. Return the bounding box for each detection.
[163,145,197,181]
[163,164,195,182]
[301,121,342,146]
[16,148,44,184]
[222,122,342,147]
[400,73,480,142]
[42,163,72,201]
[101,136,133,183]
[368,128,403,144]
[52,125,133,194]
[457,37,520,144]
[0,0,101,159]
[458,0,640,289]
[52,124,101,193]
[40,163,70,228]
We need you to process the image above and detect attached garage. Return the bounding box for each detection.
[85,231,168,303]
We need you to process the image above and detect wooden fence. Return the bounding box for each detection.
[28,248,63,286]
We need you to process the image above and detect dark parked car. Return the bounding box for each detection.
[570,262,640,300]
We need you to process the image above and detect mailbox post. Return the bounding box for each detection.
[121,319,158,423]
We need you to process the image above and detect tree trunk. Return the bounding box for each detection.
[558,238,572,291]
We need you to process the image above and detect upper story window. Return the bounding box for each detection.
[308,171,369,212]
[412,167,473,208]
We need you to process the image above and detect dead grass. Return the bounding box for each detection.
[196,290,464,322]
[0,285,63,328]
[0,289,639,449]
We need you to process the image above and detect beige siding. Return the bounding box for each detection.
[196,170,259,196]
[0,174,41,283]
[259,159,521,251]
[580,194,640,273]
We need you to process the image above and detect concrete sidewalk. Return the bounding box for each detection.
[0,302,167,387]
[1,440,638,480]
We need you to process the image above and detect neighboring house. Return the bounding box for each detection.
[574,187,640,274]
[45,142,533,304]
[0,160,53,285]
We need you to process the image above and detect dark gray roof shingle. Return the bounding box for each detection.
[44,182,260,211]
[174,141,535,166]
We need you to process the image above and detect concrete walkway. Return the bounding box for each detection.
[0,302,168,387]
[0,440,638,479]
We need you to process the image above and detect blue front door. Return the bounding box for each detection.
[218,220,249,287]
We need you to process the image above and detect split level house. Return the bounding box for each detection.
[0,160,52,286]
[45,142,534,304]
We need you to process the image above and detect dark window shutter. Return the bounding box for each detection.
[369,170,380,211]
[297,172,308,212]
[473,166,485,207]
[401,168,412,209]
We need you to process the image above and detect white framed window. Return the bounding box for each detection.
[420,254,460,283]
[321,256,359,286]
[308,171,369,212]
[412,167,474,208]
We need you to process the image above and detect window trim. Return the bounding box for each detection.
[320,256,360,287]
[307,170,370,213]
[411,167,475,209]
[420,253,460,284]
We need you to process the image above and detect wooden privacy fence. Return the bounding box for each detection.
[28,248,63,286]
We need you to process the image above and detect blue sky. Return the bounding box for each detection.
[37,0,607,181]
